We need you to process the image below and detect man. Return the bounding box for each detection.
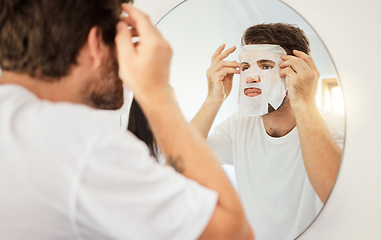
[0,1,253,239]
[191,23,344,240]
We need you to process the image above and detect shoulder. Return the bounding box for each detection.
[1,85,116,132]
[3,85,140,158]
[30,100,119,142]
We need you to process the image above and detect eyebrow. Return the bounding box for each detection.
[257,59,274,64]
[240,62,249,66]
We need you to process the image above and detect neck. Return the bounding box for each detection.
[0,71,83,104]
[261,101,296,137]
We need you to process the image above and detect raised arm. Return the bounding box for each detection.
[280,50,343,203]
[116,4,253,239]
[191,44,240,138]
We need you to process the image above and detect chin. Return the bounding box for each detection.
[90,79,124,110]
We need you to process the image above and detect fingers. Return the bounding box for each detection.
[280,50,318,73]
[207,62,239,81]
[116,4,151,58]
[207,61,239,78]
[119,10,136,29]
[280,51,320,81]
[115,21,134,62]
[218,60,239,69]
[217,67,240,78]
[209,42,238,74]
[279,67,297,79]
[212,44,226,60]
[212,44,236,61]
[118,15,139,40]
[280,55,309,73]
[210,45,238,74]
[209,64,239,80]
[218,46,237,60]
[293,50,318,71]
[120,4,161,43]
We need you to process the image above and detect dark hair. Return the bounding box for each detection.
[0,0,132,80]
[128,98,159,161]
[241,23,310,55]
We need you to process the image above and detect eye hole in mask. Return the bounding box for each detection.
[240,59,276,72]
[240,63,250,72]
[257,59,275,70]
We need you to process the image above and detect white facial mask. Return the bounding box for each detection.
[238,44,287,116]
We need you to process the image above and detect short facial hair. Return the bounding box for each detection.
[81,49,124,110]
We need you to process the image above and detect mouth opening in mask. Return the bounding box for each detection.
[244,87,262,97]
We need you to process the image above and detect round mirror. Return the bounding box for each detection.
[155,0,345,239]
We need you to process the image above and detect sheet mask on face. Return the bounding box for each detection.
[238,44,288,116]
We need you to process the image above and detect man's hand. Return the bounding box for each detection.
[206,44,240,104]
[279,50,320,112]
[115,3,173,102]
[190,44,239,139]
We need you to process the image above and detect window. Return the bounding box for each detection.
[318,78,344,114]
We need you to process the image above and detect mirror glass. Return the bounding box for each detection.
[156,0,345,239]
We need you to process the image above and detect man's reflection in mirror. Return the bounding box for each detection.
[191,23,344,240]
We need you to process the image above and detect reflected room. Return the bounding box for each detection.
[152,0,346,239]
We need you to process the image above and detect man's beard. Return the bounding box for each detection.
[81,51,124,110]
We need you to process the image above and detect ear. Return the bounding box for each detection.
[87,27,107,69]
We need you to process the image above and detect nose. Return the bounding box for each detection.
[246,75,261,83]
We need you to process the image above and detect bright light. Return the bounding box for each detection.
[331,86,345,114]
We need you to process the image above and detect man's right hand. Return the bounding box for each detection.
[190,44,239,139]
[206,44,240,104]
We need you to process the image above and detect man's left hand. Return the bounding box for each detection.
[279,50,320,111]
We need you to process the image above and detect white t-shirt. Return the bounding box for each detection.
[0,85,218,240]
[207,113,344,240]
